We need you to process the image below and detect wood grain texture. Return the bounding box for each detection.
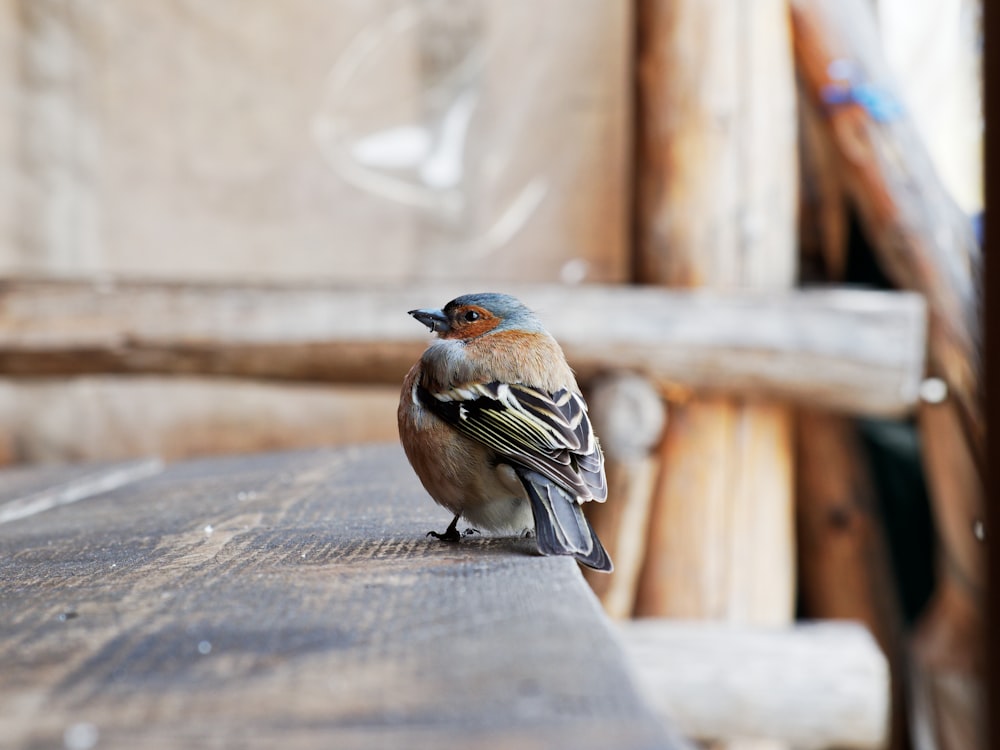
[634,9,799,750]
[0,279,926,417]
[634,399,794,623]
[0,445,681,750]
[0,376,401,464]
[633,0,798,651]
[619,620,889,749]
[0,458,162,524]
[795,410,907,749]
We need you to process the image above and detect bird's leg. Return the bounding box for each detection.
[427,513,462,543]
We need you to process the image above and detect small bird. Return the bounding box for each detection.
[397,292,612,572]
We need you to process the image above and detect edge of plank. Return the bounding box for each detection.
[0,458,164,524]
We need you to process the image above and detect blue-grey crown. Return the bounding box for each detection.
[444,292,545,333]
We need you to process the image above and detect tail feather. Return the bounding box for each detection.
[518,469,613,573]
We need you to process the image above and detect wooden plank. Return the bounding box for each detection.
[0,279,926,417]
[0,376,400,464]
[0,458,163,524]
[619,620,890,749]
[0,445,681,750]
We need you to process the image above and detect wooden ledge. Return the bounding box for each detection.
[0,445,682,750]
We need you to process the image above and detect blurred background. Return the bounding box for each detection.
[0,0,631,463]
[0,0,980,460]
[0,1,984,749]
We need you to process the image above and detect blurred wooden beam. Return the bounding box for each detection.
[0,279,926,417]
[619,620,890,749]
[795,410,908,749]
[791,0,982,469]
[790,2,985,748]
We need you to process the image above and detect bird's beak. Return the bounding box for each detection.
[408,308,449,334]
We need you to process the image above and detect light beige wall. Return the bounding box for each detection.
[1,1,630,283]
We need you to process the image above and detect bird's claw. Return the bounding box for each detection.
[427,528,462,543]
[462,528,481,537]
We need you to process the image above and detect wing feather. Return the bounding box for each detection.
[417,381,606,503]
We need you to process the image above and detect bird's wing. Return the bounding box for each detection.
[416,381,607,503]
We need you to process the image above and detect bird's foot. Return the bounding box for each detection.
[426,527,462,543]
[427,514,463,543]
[462,527,481,537]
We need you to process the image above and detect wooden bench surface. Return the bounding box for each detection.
[0,445,680,749]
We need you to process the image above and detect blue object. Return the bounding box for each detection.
[821,58,904,122]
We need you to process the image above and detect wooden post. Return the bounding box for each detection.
[795,409,908,749]
[583,373,666,618]
[633,10,798,749]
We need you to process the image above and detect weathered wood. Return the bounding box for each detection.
[795,410,908,749]
[619,620,890,749]
[908,581,986,750]
[0,446,682,750]
[635,2,798,290]
[791,0,982,470]
[0,376,400,463]
[634,8,799,749]
[633,0,798,669]
[910,397,986,750]
[0,280,927,416]
[790,5,985,748]
[582,373,666,618]
[634,400,794,624]
[0,458,162,524]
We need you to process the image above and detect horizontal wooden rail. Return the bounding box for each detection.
[619,620,889,749]
[0,278,926,416]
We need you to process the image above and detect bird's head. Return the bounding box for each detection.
[408,293,544,340]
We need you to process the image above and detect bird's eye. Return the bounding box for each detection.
[464,310,480,322]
